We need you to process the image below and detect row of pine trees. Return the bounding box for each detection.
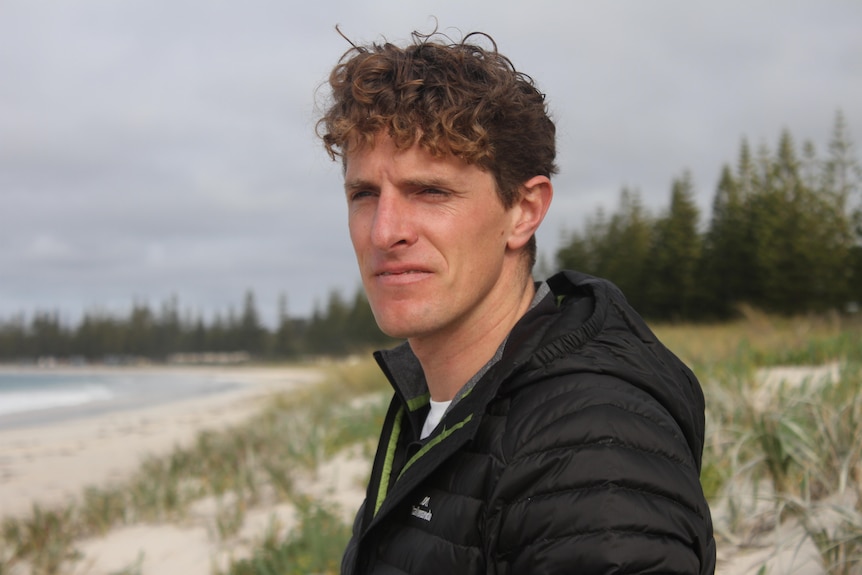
[1,114,859,362]
[0,290,396,362]
[557,112,861,320]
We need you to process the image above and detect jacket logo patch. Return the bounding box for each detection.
[411,496,433,522]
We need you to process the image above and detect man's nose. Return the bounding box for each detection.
[371,191,417,250]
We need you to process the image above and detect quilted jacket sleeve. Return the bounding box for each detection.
[488,373,714,574]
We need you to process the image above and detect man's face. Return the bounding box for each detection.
[344,134,522,343]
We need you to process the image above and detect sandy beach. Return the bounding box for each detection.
[0,366,322,519]
[0,365,377,575]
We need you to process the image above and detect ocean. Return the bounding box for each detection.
[0,368,242,430]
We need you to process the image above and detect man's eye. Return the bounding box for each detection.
[421,188,449,197]
[351,191,375,200]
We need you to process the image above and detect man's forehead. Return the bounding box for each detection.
[343,133,480,178]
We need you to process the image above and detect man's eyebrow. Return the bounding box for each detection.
[344,176,455,192]
[344,179,378,193]
[402,177,453,189]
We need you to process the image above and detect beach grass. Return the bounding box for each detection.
[0,359,388,575]
[2,313,861,574]
[653,307,861,370]
[692,313,862,572]
[216,497,350,575]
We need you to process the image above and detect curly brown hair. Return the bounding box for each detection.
[316,29,557,267]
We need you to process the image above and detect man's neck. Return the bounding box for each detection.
[409,277,536,402]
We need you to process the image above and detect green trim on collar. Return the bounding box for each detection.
[397,413,474,480]
[374,406,404,516]
[406,392,430,412]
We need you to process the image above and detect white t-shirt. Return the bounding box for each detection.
[421,398,452,439]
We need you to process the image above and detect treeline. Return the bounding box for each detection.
[0,290,398,363]
[557,112,862,321]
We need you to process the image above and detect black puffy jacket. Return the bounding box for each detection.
[342,271,716,574]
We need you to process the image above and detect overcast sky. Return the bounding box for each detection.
[2,1,860,326]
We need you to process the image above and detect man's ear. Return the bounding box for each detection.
[507,175,553,251]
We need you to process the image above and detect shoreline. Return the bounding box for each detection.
[0,363,318,430]
[0,365,322,519]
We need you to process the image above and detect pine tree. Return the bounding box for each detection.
[644,172,701,320]
[745,129,855,313]
[273,292,300,357]
[824,110,862,210]
[556,207,608,275]
[825,111,862,306]
[598,188,653,312]
[239,290,265,355]
[697,164,753,317]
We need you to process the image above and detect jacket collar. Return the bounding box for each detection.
[374,281,558,409]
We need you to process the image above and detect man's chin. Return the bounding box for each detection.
[374,319,414,340]
[371,308,424,340]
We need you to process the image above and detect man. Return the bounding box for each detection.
[317,29,716,574]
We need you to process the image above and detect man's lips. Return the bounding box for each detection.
[372,266,432,284]
[378,270,426,276]
[373,263,431,276]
